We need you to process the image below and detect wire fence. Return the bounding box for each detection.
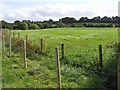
[2,30,117,89]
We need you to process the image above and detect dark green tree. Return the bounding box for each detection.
[42,22,51,28]
[17,22,28,30]
[37,23,44,29]
[29,23,39,29]
[60,17,77,24]
[1,20,8,28]
[57,22,64,27]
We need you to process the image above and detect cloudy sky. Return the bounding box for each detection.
[0,0,119,22]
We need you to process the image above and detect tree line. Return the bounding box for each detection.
[1,16,120,30]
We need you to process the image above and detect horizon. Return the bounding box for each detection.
[0,0,118,23]
[1,15,119,23]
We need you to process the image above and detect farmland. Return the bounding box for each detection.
[2,28,118,88]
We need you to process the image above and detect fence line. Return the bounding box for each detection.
[3,33,115,70]
[2,31,117,89]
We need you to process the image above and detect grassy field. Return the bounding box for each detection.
[13,28,118,45]
[2,28,118,88]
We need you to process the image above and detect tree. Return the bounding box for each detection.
[1,20,8,28]
[6,23,13,29]
[78,17,89,22]
[14,20,21,25]
[60,17,77,24]
[48,19,53,24]
[42,22,51,28]
[70,23,76,27]
[91,16,101,22]
[29,23,39,29]
[17,22,28,30]
[37,23,44,29]
[57,22,64,28]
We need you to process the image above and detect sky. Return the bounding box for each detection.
[0,0,119,22]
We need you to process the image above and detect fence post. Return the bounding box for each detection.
[13,32,15,38]
[40,39,43,53]
[61,44,64,59]
[9,36,11,58]
[99,45,103,68]
[2,35,5,52]
[26,35,28,42]
[9,30,11,37]
[18,33,20,39]
[55,48,61,89]
[23,40,27,68]
[118,46,120,90]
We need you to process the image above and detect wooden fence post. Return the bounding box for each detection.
[99,45,103,68]
[9,30,11,37]
[118,46,120,90]
[2,35,5,52]
[13,32,15,38]
[61,44,64,59]
[18,33,20,39]
[55,48,61,89]
[9,36,11,58]
[23,40,27,68]
[26,35,28,42]
[40,39,43,52]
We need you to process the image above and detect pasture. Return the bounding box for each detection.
[2,28,118,88]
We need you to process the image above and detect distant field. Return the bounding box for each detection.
[2,28,118,88]
[12,28,118,47]
[12,28,118,54]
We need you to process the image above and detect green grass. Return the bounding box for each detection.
[12,28,118,55]
[2,28,118,88]
[13,28,117,45]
